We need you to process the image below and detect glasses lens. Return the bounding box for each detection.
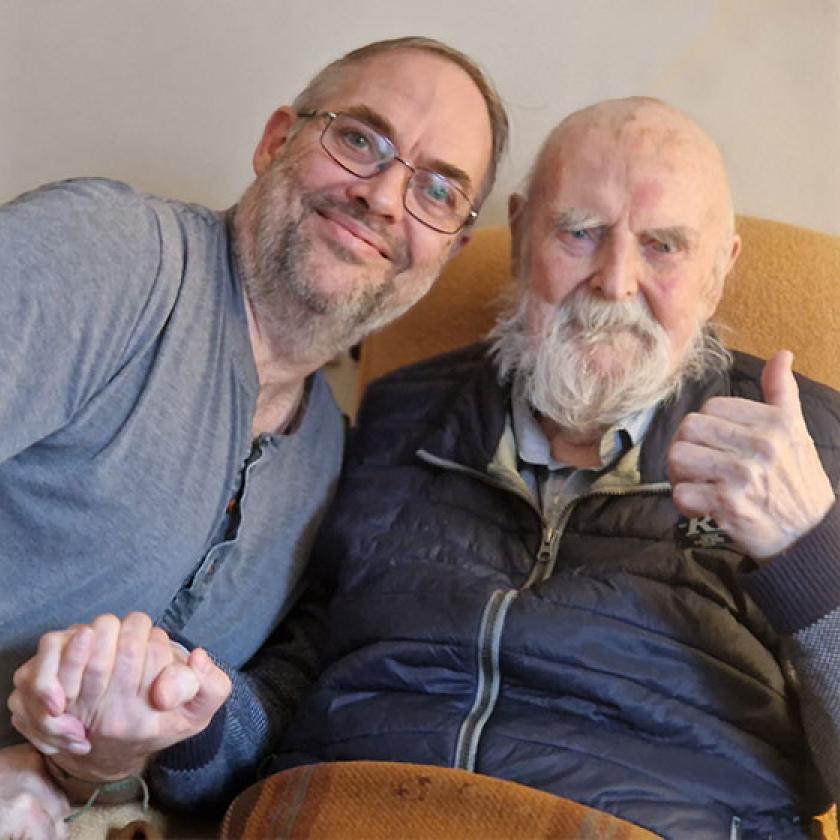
[407,170,471,233]
[323,115,393,176]
[318,112,474,234]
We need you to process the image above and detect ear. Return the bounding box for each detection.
[252,107,298,175]
[508,193,527,277]
[723,233,742,275]
[704,232,742,317]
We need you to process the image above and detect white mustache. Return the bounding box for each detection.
[549,290,659,339]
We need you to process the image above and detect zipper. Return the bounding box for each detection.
[526,481,671,586]
[453,588,518,771]
[418,445,669,587]
[418,447,671,771]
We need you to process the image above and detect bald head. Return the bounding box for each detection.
[525,97,735,246]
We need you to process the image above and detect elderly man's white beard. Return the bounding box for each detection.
[490,285,730,440]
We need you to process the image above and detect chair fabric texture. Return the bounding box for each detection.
[221,761,660,839]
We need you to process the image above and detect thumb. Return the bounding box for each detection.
[761,350,800,413]
[181,649,231,723]
[150,662,200,711]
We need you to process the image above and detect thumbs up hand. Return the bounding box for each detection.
[668,351,835,560]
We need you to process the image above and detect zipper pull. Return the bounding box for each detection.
[537,526,556,563]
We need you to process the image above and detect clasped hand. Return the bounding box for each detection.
[8,612,231,783]
[668,350,835,559]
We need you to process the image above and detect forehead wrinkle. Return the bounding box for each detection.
[531,98,736,256]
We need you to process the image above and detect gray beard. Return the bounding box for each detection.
[490,285,731,440]
[234,161,413,362]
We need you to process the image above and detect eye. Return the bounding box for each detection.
[559,227,599,248]
[414,172,458,209]
[338,128,372,153]
[424,177,454,206]
[333,121,387,163]
[652,240,674,254]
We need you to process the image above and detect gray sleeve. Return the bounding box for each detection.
[147,587,328,813]
[0,179,163,461]
[741,502,840,823]
[783,613,840,825]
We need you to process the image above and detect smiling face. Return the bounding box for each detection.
[512,99,740,378]
[236,48,494,360]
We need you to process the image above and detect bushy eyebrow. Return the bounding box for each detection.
[552,209,697,252]
[342,105,397,140]
[553,208,603,229]
[340,104,474,195]
[647,227,696,252]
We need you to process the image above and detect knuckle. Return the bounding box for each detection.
[83,660,110,686]
[7,692,22,716]
[148,627,171,649]
[93,613,121,634]
[11,666,30,689]
[9,710,30,739]
[667,440,688,465]
[37,630,62,654]
[702,396,727,415]
[679,412,703,436]
[10,790,40,812]
[125,611,153,630]
[752,430,781,461]
[63,641,88,668]
[113,644,143,679]
[729,459,754,486]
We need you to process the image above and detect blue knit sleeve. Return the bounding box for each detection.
[741,501,840,825]
[147,586,329,812]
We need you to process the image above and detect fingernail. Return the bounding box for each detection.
[67,740,91,754]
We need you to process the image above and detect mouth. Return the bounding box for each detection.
[316,208,392,261]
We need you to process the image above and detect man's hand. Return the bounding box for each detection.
[668,350,835,559]
[9,613,231,783]
[0,744,69,840]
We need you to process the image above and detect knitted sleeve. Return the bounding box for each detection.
[742,500,840,823]
[146,586,328,813]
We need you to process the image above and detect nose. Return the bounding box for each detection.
[346,160,408,223]
[590,233,640,300]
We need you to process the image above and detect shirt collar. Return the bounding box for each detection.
[511,389,656,471]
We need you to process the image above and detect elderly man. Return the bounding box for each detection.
[13,98,840,838]
[0,36,507,833]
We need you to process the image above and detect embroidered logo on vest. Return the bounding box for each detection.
[674,515,734,549]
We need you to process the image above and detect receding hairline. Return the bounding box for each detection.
[290,37,509,206]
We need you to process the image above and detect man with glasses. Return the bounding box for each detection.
[0,36,507,830]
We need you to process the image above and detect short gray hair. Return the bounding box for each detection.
[291,36,508,205]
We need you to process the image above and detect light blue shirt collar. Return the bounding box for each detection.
[511,390,656,471]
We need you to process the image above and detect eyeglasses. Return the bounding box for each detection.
[298,110,478,234]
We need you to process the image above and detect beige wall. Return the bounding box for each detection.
[2,0,839,234]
